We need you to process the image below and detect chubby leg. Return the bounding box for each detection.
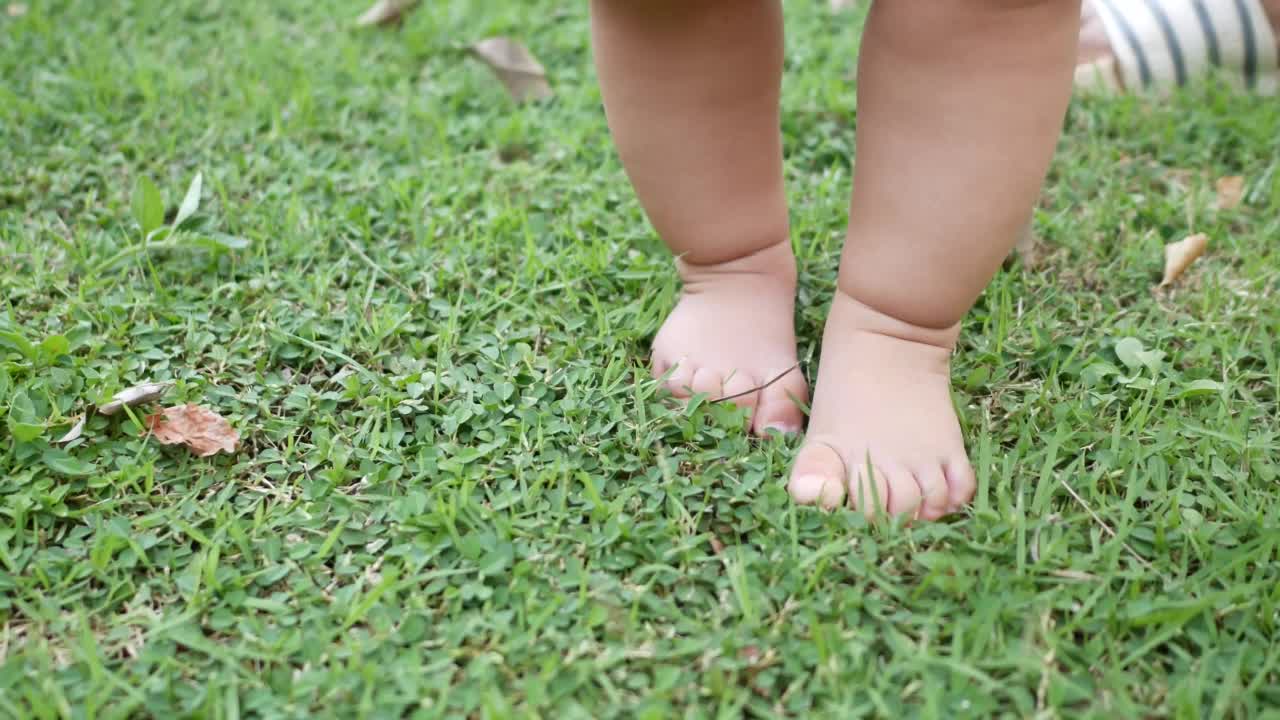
[788,0,1080,518]
[591,0,808,434]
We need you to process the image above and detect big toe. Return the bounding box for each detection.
[788,441,846,510]
[752,365,808,436]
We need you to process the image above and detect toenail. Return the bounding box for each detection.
[791,474,844,509]
[818,479,845,510]
[790,474,824,501]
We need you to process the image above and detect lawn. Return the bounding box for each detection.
[2,0,1280,717]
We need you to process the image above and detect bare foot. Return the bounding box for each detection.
[786,291,976,519]
[652,239,808,435]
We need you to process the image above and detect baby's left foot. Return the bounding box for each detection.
[787,290,977,519]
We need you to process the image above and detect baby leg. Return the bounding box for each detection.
[591,0,808,434]
[789,0,1081,517]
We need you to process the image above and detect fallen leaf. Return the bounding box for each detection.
[356,0,419,28]
[1050,569,1099,582]
[98,381,173,415]
[1214,175,1244,210]
[1162,168,1196,191]
[469,37,554,103]
[7,3,28,17]
[1160,233,1208,287]
[1013,221,1044,269]
[328,366,358,387]
[145,404,239,457]
[56,415,87,444]
[709,536,725,554]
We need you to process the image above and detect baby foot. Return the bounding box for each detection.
[651,239,808,435]
[787,290,976,519]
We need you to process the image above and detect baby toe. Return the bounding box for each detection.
[914,464,952,521]
[715,372,762,431]
[689,367,727,398]
[880,463,923,519]
[789,441,846,510]
[847,456,892,519]
[718,371,761,406]
[752,366,807,436]
[944,458,977,512]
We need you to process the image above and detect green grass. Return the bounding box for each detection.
[3,1,1280,717]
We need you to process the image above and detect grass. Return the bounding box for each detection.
[2,0,1280,717]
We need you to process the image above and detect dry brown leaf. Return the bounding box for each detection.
[355,0,418,27]
[1214,175,1245,210]
[1013,221,1044,269]
[1164,168,1195,183]
[709,536,725,554]
[56,415,87,444]
[469,37,554,103]
[145,404,240,457]
[1160,233,1208,287]
[6,3,28,17]
[98,381,173,415]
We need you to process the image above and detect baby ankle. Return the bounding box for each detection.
[831,286,962,352]
[676,237,796,279]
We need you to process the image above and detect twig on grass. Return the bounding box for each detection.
[268,328,383,386]
[1058,476,1164,579]
[344,237,419,301]
[711,363,802,404]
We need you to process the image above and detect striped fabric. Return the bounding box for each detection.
[1080,0,1278,94]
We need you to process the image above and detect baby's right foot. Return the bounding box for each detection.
[651,239,808,435]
